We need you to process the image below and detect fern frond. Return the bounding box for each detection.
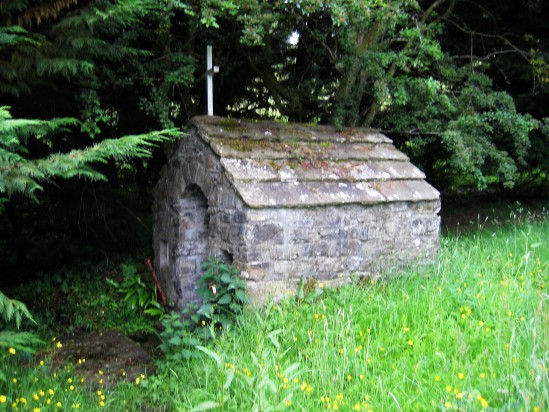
[0,107,178,199]
[0,330,43,353]
[0,290,36,328]
[0,26,38,46]
[36,57,94,78]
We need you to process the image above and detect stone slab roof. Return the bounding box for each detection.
[189,116,439,208]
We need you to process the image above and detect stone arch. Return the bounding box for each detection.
[174,184,210,306]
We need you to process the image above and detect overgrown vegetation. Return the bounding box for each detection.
[8,259,164,337]
[1,206,547,411]
[158,258,251,365]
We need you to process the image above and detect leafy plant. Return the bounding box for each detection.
[157,258,250,367]
[157,311,201,365]
[195,258,250,329]
[0,290,42,365]
[8,259,164,336]
[0,290,35,329]
[107,263,165,319]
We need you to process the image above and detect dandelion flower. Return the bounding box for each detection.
[408,339,414,346]
[8,348,16,355]
[458,372,465,380]
[0,395,6,403]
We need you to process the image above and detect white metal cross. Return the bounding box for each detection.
[206,45,219,116]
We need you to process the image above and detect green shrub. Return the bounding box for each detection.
[195,257,250,330]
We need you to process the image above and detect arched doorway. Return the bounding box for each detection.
[174,184,210,306]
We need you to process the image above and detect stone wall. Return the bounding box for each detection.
[230,201,440,301]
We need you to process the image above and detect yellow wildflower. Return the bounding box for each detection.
[8,348,16,355]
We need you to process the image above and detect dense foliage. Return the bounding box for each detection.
[0,0,547,281]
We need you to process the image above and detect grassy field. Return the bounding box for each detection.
[1,212,548,411]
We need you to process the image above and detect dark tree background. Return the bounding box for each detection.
[1,0,547,285]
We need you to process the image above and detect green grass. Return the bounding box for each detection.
[1,217,548,411]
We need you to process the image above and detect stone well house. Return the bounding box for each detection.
[153,116,440,309]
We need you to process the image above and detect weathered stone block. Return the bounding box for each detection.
[250,222,284,244]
